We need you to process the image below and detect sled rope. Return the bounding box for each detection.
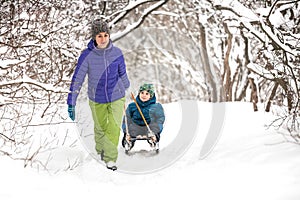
[130,92,153,133]
[123,104,129,136]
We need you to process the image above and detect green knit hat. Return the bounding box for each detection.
[139,83,155,98]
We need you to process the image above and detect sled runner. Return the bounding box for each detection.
[122,132,159,154]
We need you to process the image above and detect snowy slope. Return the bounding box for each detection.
[1,101,300,200]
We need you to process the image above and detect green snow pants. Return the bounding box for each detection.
[89,97,125,163]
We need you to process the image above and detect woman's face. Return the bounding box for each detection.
[95,32,109,48]
[139,90,151,102]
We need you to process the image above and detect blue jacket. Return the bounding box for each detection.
[123,94,165,133]
[67,39,130,105]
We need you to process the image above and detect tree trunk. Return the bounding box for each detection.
[249,78,258,111]
[223,23,233,101]
[265,82,279,112]
[277,78,293,112]
[199,22,218,102]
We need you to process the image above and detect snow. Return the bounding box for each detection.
[0,59,25,69]
[0,46,8,54]
[0,75,69,93]
[111,0,167,41]
[215,0,259,22]
[1,101,300,200]
[247,62,275,79]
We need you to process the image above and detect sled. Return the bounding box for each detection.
[123,132,159,155]
[122,92,160,155]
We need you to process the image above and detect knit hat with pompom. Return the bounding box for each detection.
[92,19,110,39]
[139,83,155,98]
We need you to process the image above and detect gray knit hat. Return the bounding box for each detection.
[92,19,110,39]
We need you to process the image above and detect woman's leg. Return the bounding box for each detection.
[106,97,125,143]
[89,100,119,163]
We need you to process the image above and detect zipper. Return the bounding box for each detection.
[104,49,109,102]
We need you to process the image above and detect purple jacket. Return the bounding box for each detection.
[67,39,130,105]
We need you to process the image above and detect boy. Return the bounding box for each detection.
[122,83,165,149]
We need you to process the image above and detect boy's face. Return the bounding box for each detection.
[95,32,109,48]
[139,90,151,102]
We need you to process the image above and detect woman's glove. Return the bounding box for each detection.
[68,104,75,121]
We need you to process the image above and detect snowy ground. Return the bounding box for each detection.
[1,101,300,200]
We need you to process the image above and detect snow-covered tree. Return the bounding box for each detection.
[0,0,172,168]
[1,0,300,168]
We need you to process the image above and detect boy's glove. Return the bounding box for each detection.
[68,104,75,121]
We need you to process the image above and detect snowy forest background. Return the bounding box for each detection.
[0,0,300,171]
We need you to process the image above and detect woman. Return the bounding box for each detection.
[67,19,130,171]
